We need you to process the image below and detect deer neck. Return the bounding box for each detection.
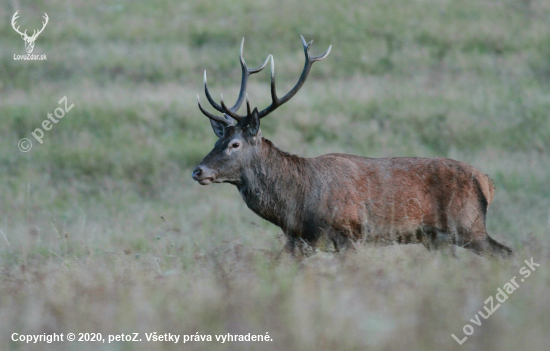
[237,138,307,230]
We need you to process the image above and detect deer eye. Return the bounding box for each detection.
[231,142,240,148]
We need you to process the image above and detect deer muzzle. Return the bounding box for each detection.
[192,165,216,185]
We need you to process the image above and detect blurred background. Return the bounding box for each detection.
[0,0,549,350]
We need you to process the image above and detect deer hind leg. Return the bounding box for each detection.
[329,231,354,253]
[458,218,513,258]
[419,227,457,257]
[461,237,493,256]
[462,235,513,258]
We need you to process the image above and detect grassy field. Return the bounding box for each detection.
[1,0,550,350]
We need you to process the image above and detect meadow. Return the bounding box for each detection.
[1,0,550,350]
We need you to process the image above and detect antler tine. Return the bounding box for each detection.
[29,12,49,39]
[11,11,25,37]
[11,10,19,25]
[220,94,243,122]
[204,70,224,113]
[246,93,251,116]
[227,40,270,114]
[197,95,231,126]
[257,35,331,119]
[35,13,49,36]
[300,35,332,61]
[202,38,270,117]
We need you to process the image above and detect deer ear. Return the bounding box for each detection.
[209,119,225,138]
[246,108,260,136]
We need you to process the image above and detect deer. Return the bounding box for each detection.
[11,11,49,54]
[192,36,513,258]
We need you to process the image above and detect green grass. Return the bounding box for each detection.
[1,0,550,350]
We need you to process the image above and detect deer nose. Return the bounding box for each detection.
[191,166,203,180]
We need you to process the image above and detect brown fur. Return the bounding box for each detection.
[192,37,511,258]
[233,138,512,257]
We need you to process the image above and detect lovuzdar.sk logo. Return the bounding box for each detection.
[11,11,48,61]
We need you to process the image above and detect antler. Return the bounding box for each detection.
[196,95,232,126]
[11,11,27,38]
[30,13,49,40]
[11,11,49,40]
[257,35,331,119]
[198,38,270,124]
[197,36,331,124]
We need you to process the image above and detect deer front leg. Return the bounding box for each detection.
[281,238,296,256]
[273,237,297,264]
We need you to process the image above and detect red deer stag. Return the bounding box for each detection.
[192,36,512,257]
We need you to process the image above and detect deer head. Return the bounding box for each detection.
[11,11,49,54]
[192,36,331,185]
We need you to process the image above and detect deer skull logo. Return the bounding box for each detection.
[11,11,49,54]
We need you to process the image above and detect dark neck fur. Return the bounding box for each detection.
[237,138,308,231]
